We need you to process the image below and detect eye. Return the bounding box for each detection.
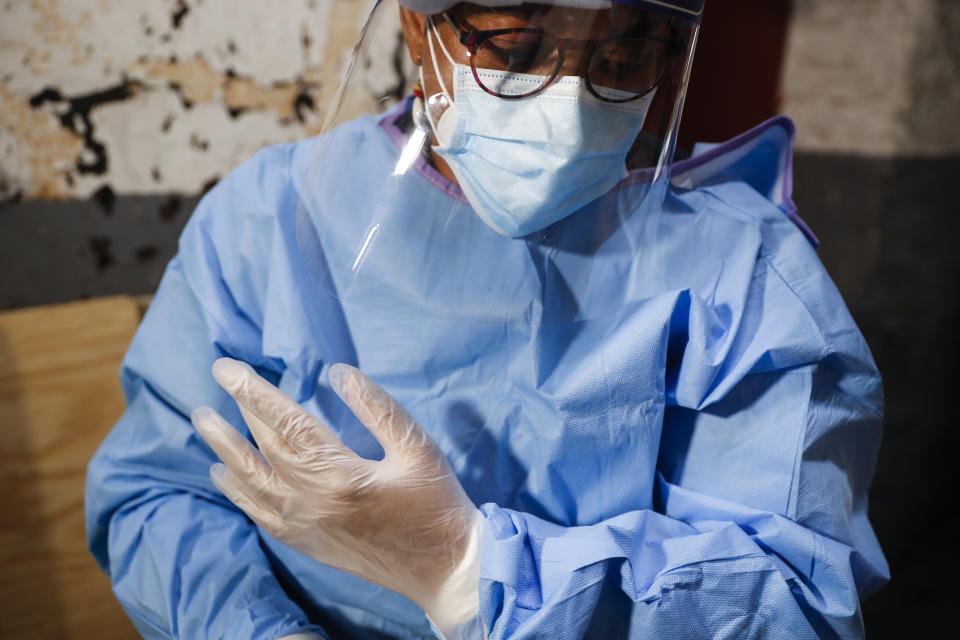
[590,38,667,88]
[594,56,650,77]
[476,31,556,74]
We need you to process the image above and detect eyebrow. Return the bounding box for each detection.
[454,5,550,29]
[454,5,676,42]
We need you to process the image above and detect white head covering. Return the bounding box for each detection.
[398,0,704,21]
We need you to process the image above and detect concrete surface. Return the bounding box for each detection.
[782,0,960,155]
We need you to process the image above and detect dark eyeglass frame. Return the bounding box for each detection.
[439,11,684,103]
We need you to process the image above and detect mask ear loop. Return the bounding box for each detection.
[430,15,460,76]
[425,14,457,133]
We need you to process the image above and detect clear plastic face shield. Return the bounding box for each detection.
[297,0,701,325]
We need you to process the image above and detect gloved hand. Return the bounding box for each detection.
[192,358,484,639]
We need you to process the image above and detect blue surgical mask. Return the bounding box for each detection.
[424,18,655,238]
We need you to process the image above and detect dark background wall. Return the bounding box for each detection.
[796,153,958,638]
[685,1,960,635]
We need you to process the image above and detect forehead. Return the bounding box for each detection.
[454,2,669,37]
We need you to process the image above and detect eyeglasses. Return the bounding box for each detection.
[439,11,684,103]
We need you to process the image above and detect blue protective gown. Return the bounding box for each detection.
[86,102,888,639]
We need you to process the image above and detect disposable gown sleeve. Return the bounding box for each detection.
[475,259,889,639]
[85,146,327,640]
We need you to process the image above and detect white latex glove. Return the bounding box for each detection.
[192,358,484,639]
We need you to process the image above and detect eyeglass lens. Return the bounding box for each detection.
[472,31,670,102]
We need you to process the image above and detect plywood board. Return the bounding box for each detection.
[0,296,141,639]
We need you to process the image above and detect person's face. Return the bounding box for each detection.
[399,2,674,182]
[403,2,672,102]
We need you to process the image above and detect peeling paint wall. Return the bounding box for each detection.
[0,0,408,202]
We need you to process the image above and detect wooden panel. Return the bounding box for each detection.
[0,297,142,639]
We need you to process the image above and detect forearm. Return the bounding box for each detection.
[99,486,325,639]
[85,371,324,638]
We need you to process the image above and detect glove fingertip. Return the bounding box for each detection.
[328,362,359,398]
[209,462,228,483]
[191,405,217,427]
[208,464,231,496]
[211,357,252,391]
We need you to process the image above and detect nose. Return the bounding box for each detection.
[555,40,595,79]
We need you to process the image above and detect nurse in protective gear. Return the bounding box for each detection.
[85,0,889,638]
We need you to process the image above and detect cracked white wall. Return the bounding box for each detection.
[0,0,409,200]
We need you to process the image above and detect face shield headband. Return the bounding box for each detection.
[399,0,704,25]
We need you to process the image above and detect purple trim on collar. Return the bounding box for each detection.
[670,116,819,247]
[379,101,469,203]
[613,164,658,189]
[379,101,818,247]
